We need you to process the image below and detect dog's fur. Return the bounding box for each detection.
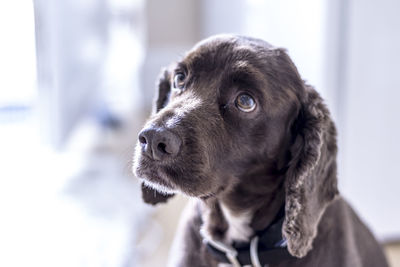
[133,35,388,267]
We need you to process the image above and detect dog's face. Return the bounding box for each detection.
[133,35,304,198]
[134,35,338,258]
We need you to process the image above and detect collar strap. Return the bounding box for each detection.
[202,215,294,266]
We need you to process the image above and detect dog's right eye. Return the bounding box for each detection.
[236,93,256,112]
[173,73,186,90]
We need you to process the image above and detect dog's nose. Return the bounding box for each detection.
[138,127,182,160]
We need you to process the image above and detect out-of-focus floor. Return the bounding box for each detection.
[0,111,153,267]
[137,195,188,267]
[386,243,400,267]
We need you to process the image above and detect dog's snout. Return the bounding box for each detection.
[138,127,182,160]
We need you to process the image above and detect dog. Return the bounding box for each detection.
[133,35,389,267]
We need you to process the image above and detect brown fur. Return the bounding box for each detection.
[133,35,388,267]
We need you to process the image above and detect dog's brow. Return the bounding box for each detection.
[229,61,267,92]
[231,60,263,78]
[173,62,187,73]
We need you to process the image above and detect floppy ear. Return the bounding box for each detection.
[141,68,176,205]
[154,68,172,113]
[283,85,339,257]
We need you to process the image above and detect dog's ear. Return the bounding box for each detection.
[154,68,172,113]
[141,68,176,205]
[283,85,338,258]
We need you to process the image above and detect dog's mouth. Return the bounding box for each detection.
[133,155,178,193]
[133,138,226,198]
[134,153,221,198]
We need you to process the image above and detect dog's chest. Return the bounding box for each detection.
[220,203,254,243]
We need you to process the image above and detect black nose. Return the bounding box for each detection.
[138,127,182,160]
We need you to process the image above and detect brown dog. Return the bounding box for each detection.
[133,35,388,267]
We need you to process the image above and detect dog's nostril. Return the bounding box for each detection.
[157,142,168,154]
[139,135,147,144]
[138,127,181,160]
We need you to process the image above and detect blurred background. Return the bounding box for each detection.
[0,0,399,266]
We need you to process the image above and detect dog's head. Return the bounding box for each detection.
[133,35,338,257]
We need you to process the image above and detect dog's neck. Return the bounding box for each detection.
[201,170,286,245]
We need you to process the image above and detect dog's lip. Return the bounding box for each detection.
[135,160,177,190]
[140,177,177,195]
[137,167,172,184]
[138,146,180,165]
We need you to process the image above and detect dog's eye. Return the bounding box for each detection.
[173,73,186,90]
[236,94,256,112]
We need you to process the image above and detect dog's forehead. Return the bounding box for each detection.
[190,34,275,53]
[183,35,271,71]
[177,35,281,89]
[174,36,280,100]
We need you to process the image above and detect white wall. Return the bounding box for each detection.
[0,1,37,106]
[340,0,400,240]
[34,0,108,146]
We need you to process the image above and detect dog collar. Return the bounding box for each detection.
[201,209,294,267]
